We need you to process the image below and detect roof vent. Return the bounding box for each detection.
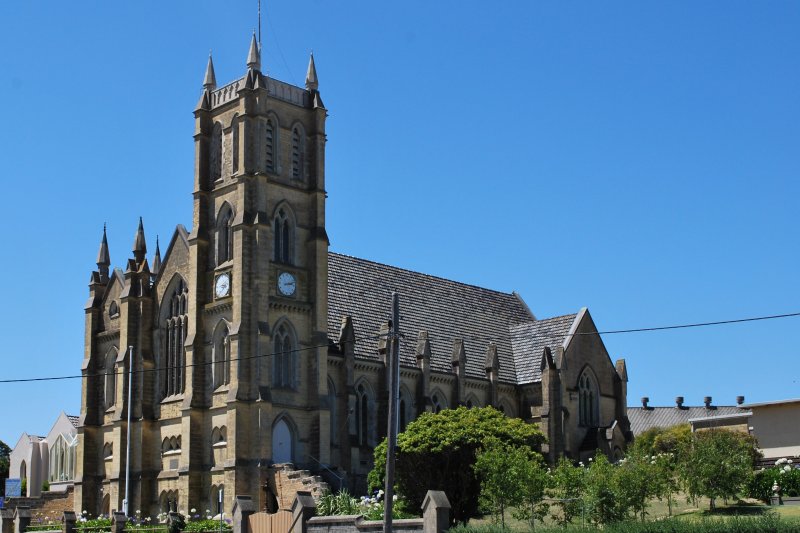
[736,395,745,405]
[675,396,684,408]
[704,396,712,408]
[641,397,649,408]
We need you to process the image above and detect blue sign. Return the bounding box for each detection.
[0,496,4,509]
[5,479,21,498]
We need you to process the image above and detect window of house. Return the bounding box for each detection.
[578,369,599,427]
[431,392,446,414]
[272,323,295,388]
[49,434,77,482]
[163,279,188,398]
[356,383,370,446]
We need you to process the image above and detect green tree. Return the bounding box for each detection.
[680,429,759,510]
[512,452,551,530]
[474,441,529,528]
[0,440,10,498]
[583,454,625,525]
[548,458,586,526]
[615,450,661,521]
[368,406,545,526]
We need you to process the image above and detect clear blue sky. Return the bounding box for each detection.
[0,1,797,445]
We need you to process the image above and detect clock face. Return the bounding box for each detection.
[278,272,296,296]
[215,273,231,298]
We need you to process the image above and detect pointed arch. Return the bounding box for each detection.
[290,123,306,180]
[399,385,413,432]
[272,414,296,464]
[215,202,234,265]
[209,122,223,183]
[578,365,600,427]
[354,379,374,446]
[160,275,188,398]
[272,201,296,265]
[231,114,240,174]
[261,113,280,174]
[430,389,448,414]
[464,394,480,409]
[104,347,118,409]
[212,320,231,389]
[272,318,298,389]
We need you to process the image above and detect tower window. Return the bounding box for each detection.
[272,323,296,388]
[231,115,240,174]
[291,126,304,180]
[163,279,188,398]
[264,119,276,173]
[273,208,293,264]
[104,349,117,409]
[216,205,233,265]
[212,323,230,389]
[210,123,223,183]
[356,383,371,446]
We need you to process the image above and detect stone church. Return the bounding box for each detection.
[75,35,632,517]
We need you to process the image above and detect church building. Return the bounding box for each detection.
[75,35,632,517]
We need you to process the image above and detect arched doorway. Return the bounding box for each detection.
[272,419,293,464]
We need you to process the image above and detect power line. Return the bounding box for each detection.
[1,311,797,385]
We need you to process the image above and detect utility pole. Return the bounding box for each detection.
[123,346,133,516]
[383,293,400,532]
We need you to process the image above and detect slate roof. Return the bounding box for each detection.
[67,415,80,428]
[509,314,578,384]
[327,252,578,385]
[627,405,747,436]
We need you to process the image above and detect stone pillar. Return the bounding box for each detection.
[111,512,126,533]
[289,491,316,533]
[13,507,30,533]
[422,490,450,533]
[231,496,256,533]
[61,512,76,533]
[1,509,14,533]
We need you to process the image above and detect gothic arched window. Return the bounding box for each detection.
[49,434,76,482]
[356,382,370,446]
[264,118,276,174]
[216,204,233,265]
[273,207,292,264]
[578,369,600,427]
[291,126,304,180]
[272,323,295,388]
[210,122,223,183]
[399,386,412,432]
[431,391,447,414]
[231,115,240,174]
[212,322,230,389]
[163,278,188,398]
[104,349,117,409]
[328,378,337,445]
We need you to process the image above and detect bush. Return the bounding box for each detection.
[749,460,800,502]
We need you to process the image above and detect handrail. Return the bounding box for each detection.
[306,454,344,485]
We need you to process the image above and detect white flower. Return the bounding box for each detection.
[191,509,196,514]
[392,494,398,501]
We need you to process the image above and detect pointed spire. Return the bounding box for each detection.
[96,223,110,282]
[305,52,318,92]
[203,52,217,90]
[152,235,162,276]
[247,32,261,71]
[133,217,147,264]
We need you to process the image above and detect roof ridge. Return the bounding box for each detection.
[329,251,518,299]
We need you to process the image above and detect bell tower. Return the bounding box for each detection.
[187,35,330,503]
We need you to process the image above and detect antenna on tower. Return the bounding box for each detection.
[257,0,262,51]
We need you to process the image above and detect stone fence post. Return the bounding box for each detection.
[13,506,30,533]
[289,491,316,533]
[0,509,14,533]
[61,512,76,533]
[422,491,450,533]
[231,496,255,533]
[111,512,126,533]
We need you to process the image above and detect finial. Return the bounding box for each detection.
[96,224,110,282]
[152,235,162,275]
[203,52,217,90]
[247,31,261,70]
[133,216,147,264]
[305,51,318,92]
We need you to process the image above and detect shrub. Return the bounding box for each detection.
[749,459,800,502]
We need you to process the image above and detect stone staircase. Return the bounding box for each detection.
[267,463,330,511]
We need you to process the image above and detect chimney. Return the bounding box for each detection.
[704,396,712,408]
[675,396,684,409]
[736,395,745,406]
[641,397,649,408]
